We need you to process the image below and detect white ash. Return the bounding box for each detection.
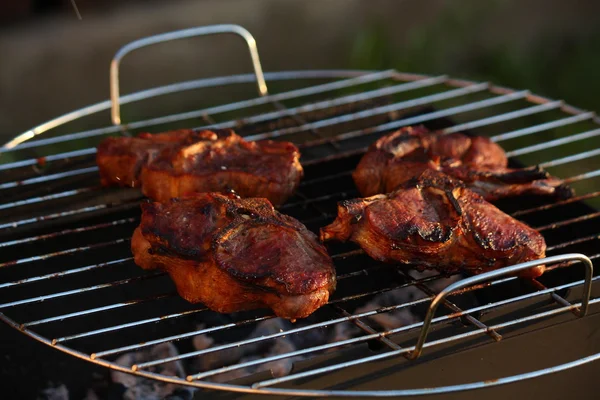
[111,342,193,400]
[82,389,99,400]
[331,271,461,343]
[192,318,305,383]
[211,336,299,383]
[37,383,69,400]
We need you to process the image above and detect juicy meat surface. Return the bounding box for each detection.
[97,129,303,206]
[131,193,336,320]
[353,126,573,201]
[321,170,546,278]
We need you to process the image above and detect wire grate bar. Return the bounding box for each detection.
[332,304,403,351]
[187,329,397,382]
[0,125,121,154]
[527,279,578,315]
[298,128,600,194]
[0,166,98,191]
[536,211,600,232]
[270,98,340,149]
[253,278,599,389]
[123,269,467,368]
[45,301,194,332]
[245,83,490,141]
[398,270,502,342]
[1,71,398,154]
[336,264,397,281]
[512,192,600,217]
[0,206,107,230]
[92,315,276,360]
[0,66,599,397]
[91,267,435,358]
[540,148,600,169]
[0,200,139,230]
[292,188,337,223]
[0,148,97,171]
[53,301,204,344]
[547,234,600,252]
[564,168,600,184]
[0,218,136,249]
[25,293,173,328]
[134,296,435,371]
[0,272,163,309]
[328,281,428,305]
[0,258,132,290]
[5,71,395,150]
[440,101,563,135]
[211,76,448,132]
[0,73,433,170]
[190,279,526,381]
[187,274,598,383]
[0,86,496,192]
[490,112,595,142]
[344,261,432,281]
[298,161,600,224]
[0,238,129,268]
[506,128,600,158]
[96,283,433,362]
[0,187,99,211]
[301,90,529,148]
[0,89,570,212]
[122,70,401,134]
[4,149,571,272]
[138,260,578,373]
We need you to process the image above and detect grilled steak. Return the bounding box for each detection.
[97,129,303,206]
[353,126,573,201]
[131,193,336,320]
[97,129,201,188]
[321,170,546,278]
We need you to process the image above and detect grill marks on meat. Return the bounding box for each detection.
[131,193,336,320]
[97,129,303,206]
[353,126,573,201]
[97,129,201,188]
[321,170,546,278]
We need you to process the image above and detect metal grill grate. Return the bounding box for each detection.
[0,25,599,397]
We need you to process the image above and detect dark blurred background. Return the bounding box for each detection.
[1,0,600,398]
[1,0,600,144]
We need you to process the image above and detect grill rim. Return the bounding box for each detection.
[1,25,600,397]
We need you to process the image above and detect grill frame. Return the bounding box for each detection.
[1,24,599,397]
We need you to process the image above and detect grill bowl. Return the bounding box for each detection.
[0,25,599,398]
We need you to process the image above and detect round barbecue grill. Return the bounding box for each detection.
[1,25,599,397]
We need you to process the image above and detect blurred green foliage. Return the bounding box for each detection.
[348,3,600,201]
[349,5,600,115]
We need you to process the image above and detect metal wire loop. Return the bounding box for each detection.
[409,253,594,360]
[110,24,269,126]
[2,24,600,393]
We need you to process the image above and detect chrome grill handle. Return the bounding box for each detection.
[109,24,268,126]
[408,253,594,360]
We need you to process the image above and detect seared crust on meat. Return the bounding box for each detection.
[353,126,573,200]
[131,193,336,320]
[97,129,303,205]
[96,129,214,188]
[322,170,546,278]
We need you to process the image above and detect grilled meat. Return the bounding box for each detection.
[131,193,336,320]
[353,126,573,201]
[321,170,546,278]
[97,129,201,188]
[97,129,303,206]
